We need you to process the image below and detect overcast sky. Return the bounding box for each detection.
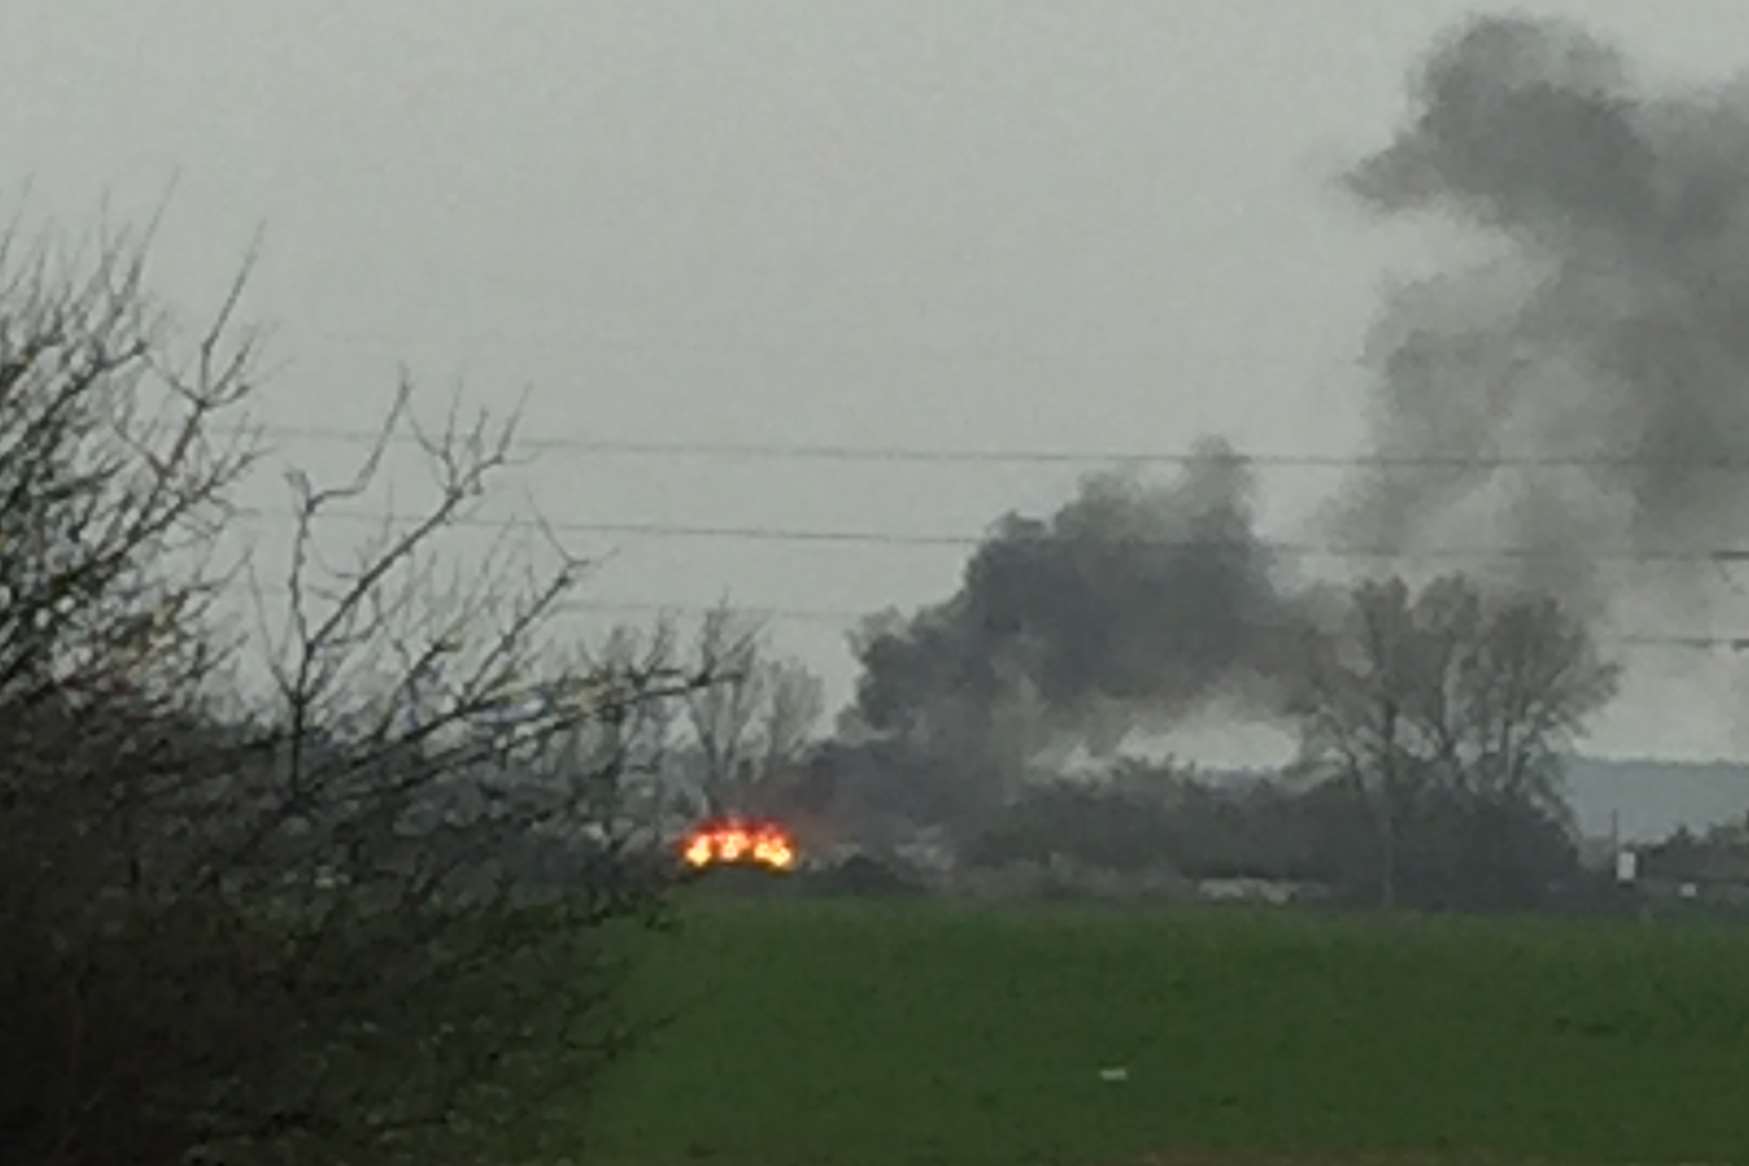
[8,1,1749,764]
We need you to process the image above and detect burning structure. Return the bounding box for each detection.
[681,818,798,873]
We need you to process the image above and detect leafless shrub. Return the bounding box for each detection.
[679,601,824,818]
[0,223,701,1165]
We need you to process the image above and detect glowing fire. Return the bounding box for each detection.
[682,820,797,872]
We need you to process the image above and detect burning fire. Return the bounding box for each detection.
[682,819,797,872]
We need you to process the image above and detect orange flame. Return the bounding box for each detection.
[682,820,797,871]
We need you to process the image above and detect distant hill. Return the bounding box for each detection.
[1563,755,1749,843]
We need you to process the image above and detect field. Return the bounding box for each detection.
[570,892,1749,1166]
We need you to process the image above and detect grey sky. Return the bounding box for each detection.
[7,2,1749,764]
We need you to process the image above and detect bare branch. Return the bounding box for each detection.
[1,220,696,1165]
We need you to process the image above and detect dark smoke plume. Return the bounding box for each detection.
[1332,13,1749,616]
[842,439,1310,812]
[823,13,1749,828]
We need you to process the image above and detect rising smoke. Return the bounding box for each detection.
[843,439,1315,808]
[835,13,1749,816]
[1331,13,1749,616]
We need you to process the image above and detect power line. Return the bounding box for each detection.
[229,506,1749,565]
[560,601,1749,651]
[300,328,1346,370]
[238,423,1749,473]
[220,512,1749,648]
[222,587,1749,651]
[586,602,1749,650]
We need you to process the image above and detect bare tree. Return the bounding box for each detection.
[0,224,704,1166]
[759,656,826,788]
[1291,573,1619,909]
[572,618,685,835]
[679,602,824,818]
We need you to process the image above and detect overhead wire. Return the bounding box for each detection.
[228,505,1749,566]
[226,568,1749,652]
[241,596,1749,652]
[214,428,1749,651]
[234,423,1749,473]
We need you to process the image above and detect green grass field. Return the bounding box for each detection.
[572,894,1749,1166]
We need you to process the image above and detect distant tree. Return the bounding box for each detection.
[962,762,1361,885]
[1290,573,1619,909]
[1392,784,1581,910]
[964,779,1179,875]
[571,620,684,830]
[679,602,825,818]
[787,735,977,852]
[1639,819,1749,888]
[0,224,706,1165]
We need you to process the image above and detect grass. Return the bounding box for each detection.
[569,893,1749,1166]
